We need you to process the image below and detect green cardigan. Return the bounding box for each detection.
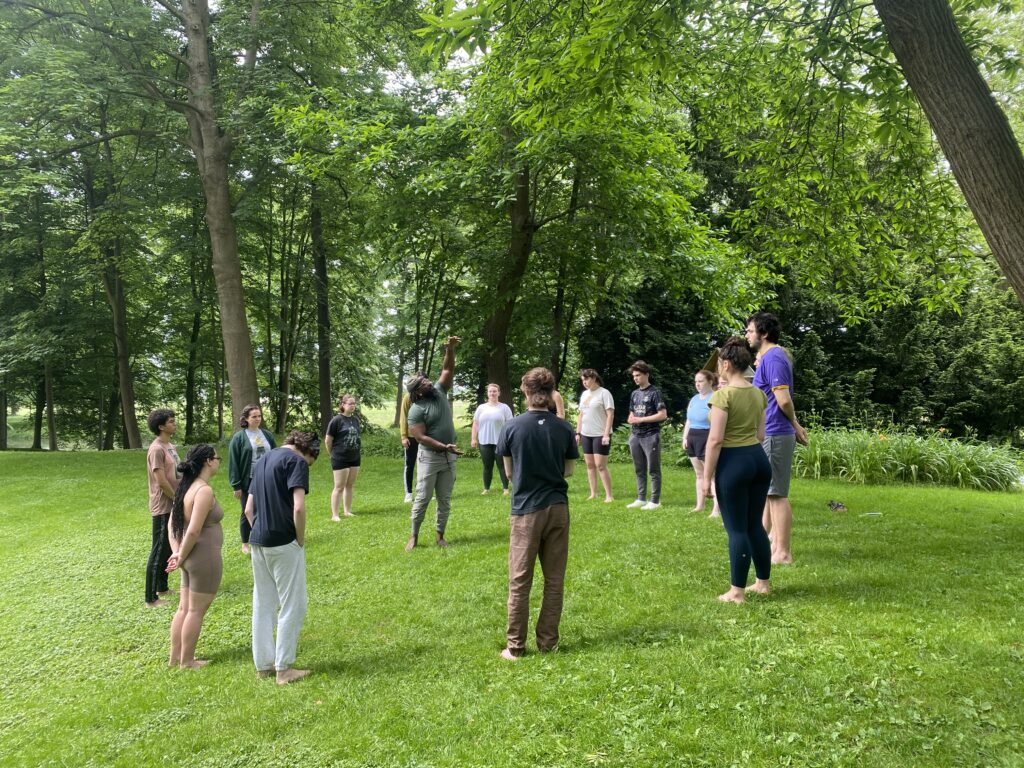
[228,428,277,490]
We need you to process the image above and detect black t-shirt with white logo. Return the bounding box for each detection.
[497,411,579,515]
[249,447,310,547]
[629,385,667,437]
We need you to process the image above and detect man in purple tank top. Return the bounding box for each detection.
[746,312,807,565]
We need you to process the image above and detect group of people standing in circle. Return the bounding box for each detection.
[142,312,805,674]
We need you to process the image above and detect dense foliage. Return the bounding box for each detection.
[2,0,1023,449]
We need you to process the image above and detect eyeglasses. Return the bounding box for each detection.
[211,455,222,461]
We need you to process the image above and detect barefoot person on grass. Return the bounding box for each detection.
[228,404,276,555]
[746,312,808,565]
[703,338,772,604]
[576,368,614,502]
[245,430,320,685]
[471,383,514,496]
[683,369,720,517]
[326,394,361,520]
[497,367,578,660]
[166,444,224,670]
[406,335,462,551]
[145,408,180,608]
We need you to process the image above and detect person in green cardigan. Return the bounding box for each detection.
[228,404,277,554]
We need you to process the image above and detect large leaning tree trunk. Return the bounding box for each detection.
[310,186,332,435]
[172,0,260,425]
[874,0,1024,303]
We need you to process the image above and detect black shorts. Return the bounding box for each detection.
[331,455,361,471]
[685,429,709,460]
[581,435,611,456]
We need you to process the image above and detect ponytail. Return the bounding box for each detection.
[170,443,216,543]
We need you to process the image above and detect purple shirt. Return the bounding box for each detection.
[753,346,796,436]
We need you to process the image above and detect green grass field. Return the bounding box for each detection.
[1,450,1022,767]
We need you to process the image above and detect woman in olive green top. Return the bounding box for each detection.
[703,338,773,604]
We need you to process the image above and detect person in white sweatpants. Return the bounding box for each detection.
[244,430,320,685]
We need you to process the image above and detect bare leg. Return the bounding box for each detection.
[710,480,720,518]
[343,467,359,516]
[331,468,346,521]
[768,495,794,564]
[169,585,189,667]
[584,454,598,499]
[594,455,613,502]
[689,457,705,511]
[179,590,216,668]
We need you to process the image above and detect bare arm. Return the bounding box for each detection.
[324,434,334,453]
[628,408,668,425]
[563,458,575,478]
[153,466,175,500]
[553,391,565,420]
[603,406,614,441]
[292,488,306,547]
[703,407,727,496]
[244,493,255,526]
[437,336,460,391]
[503,456,513,480]
[773,387,807,443]
[167,486,214,570]
[410,422,459,454]
[471,417,480,448]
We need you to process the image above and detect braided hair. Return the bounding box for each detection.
[170,443,216,543]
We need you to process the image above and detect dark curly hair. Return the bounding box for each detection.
[147,408,175,436]
[579,368,603,386]
[284,430,320,459]
[170,443,217,543]
[718,337,754,374]
[522,367,556,409]
[746,311,781,343]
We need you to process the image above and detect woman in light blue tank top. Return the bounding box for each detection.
[683,369,720,516]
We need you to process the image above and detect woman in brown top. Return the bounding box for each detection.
[166,444,224,669]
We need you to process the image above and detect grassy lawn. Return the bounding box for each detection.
[1,449,1021,767]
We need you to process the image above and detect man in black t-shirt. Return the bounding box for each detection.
[496,367,579,660]
[244,430,320,685]
[626,360,668,510]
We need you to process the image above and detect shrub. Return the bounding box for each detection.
[794,428,1022,491]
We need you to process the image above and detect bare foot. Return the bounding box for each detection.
[405,536,418,552]
[436,535,451,549]
[256,668,276,679]
[500,648,521,661]
[690,506,703,512]
[745,580,771,595]
[145,599,168,608]
[157,589,178,597]
[481,489,489,495]
[180,659,210,670]
[772,554,794,565]
[587,494,597,500]
[502,489,510,496]
[241,543,250,555]
[708,511,721,519]
[718,589,745,604]
[331,516,341,522]
[276,668,310,685]
[344,512,355,517]
[604,497,614,503]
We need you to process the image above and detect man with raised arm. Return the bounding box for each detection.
[405,335,462,551]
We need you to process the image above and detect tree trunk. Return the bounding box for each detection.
[44,361,57,451]
[874,0,1024,303]
[549,166,582,383]
[0,382,8,450]
[32,376,44,450]
[103,379,119,451]
[185,200,204,442]
[311,187,332,435]
[101,258,142,448]
[482,164,534,403]
[179,0,260,425]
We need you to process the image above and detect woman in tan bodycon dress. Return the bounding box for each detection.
[166,444,224,669]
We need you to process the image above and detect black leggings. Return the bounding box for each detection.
[716,444,773,588]
[145,512,171,602]
[404,437,418,494]
[479,444,509,490]
[238,485,251,544]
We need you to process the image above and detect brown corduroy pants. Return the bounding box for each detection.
[506,503,570,655]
